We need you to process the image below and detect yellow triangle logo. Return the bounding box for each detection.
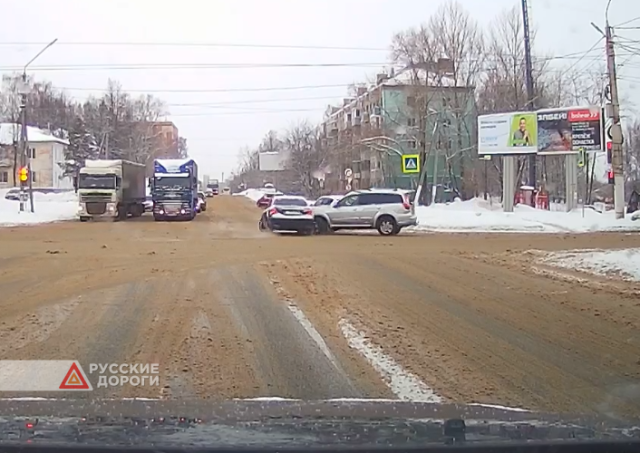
[66,370,81,386]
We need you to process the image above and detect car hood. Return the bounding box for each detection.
[0,399,638,448]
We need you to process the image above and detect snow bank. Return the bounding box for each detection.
[0,190,78,227]
[234,188,267,202]
[543,248,640,282]
[414,198,640,233]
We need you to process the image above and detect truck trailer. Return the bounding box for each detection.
[152,158,199,221]
[77,159,146,221]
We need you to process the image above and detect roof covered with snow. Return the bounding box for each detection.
[0,123,69,146]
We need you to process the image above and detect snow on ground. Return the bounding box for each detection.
[0,190,78,227]
[542,248,640,282]
[414,198,640,233]
[238,190,640,234]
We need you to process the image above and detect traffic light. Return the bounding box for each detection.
[18,166,29,183]
[606,142,614,184]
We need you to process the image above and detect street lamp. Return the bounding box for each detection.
[19,38,58,213]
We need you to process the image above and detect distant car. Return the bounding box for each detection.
[4,188,20,201]
[197,192,207,212]
[259,196,315,235]
[313,195,343,207]
[144,195,153,212]
[222,187,230,194]
[205,188,214,198]
[256,193,276,208]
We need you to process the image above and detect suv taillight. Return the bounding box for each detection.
[303,208,312,215]
[268,208,278,216]
[402,196,411,210]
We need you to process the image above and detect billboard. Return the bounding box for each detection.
[536,107,603,154]
[478,112,538,155]
[478,106,604,156]
[258,151,288,171]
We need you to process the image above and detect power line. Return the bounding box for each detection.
[57,83,359,93]
[0,62,389,72]
[167,94,344,107]
[0,41,389,51]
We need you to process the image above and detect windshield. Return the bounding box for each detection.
[78,173,116,189]
[272,198,308,206]
[2,2,639,448]
[154,175,191,190]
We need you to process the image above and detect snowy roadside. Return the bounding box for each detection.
[238,190,640,234]
[0,190,78,227]
[540,248,640,282]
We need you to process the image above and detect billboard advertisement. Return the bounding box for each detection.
[536,107,603,154]
[258,151,289,171]
[478,112,538,155]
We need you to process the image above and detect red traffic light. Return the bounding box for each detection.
[608,169,614,184]
[18,167,29,182]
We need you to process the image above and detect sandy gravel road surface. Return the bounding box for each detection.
[1,195,639,420]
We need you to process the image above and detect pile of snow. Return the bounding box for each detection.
[542,248,640,282]
[414,198,640,233]
[234,188,267,202]
[0,190,78,227]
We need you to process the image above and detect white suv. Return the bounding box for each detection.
[313,189,417,236]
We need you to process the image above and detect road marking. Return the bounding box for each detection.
[338,319,442,403]
[286,304,340,370]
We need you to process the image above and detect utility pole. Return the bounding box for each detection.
[17,38,58,214]
[521,0,536,191]
[18,73,28,213]
[605,24,625,219]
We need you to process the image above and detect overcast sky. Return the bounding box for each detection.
[1,0,639,180]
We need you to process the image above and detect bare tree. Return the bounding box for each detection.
[284,121,326,197]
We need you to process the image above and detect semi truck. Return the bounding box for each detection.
[77,159,146,222]
[152,158,199,221]
[207,179,220,195]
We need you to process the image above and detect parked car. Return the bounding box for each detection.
[259,195,315,235]
[312,189,417,236]
[197,192,207,212]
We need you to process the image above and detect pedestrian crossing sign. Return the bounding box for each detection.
[402,154,420,174]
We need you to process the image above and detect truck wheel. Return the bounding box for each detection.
[116,206,127,221]
[79,216,89,222]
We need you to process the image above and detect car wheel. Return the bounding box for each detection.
[258,217,268,232]
[376,215,399,236]
[314,217,332,235]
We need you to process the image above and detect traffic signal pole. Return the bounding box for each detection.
[18,73,28,213]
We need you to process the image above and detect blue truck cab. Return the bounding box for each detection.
[152,158,199,221]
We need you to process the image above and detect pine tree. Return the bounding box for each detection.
[61,114,99,189]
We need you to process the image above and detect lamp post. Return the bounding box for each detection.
[18,38,58,213]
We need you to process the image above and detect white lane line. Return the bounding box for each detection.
[286,304,340,369]
[338,318,442,403]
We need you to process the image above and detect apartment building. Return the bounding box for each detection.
[320,66,476,198]
[0,123,72,189]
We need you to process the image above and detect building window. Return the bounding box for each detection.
[165,132,172,141]
[0,171,8,183]
[28,148,36,159]
[406,96,416,107]
[407,140,417,149]
[31,171,36,183]
[407,118,417,127]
